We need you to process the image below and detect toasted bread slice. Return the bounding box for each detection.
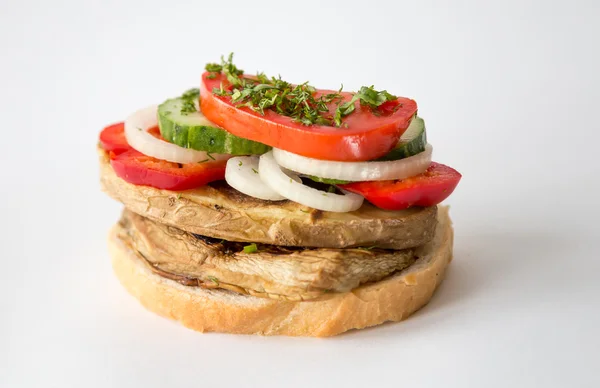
[108,206,453,337]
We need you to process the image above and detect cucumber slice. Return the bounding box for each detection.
[158,90,271,155]
[376,116,427,161]
[306,175,351,185]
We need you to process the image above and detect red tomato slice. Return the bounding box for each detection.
[110,150,226,191]
[99,122,129,154]
[339,162,461,210]
[99,122,226,190]
[200,72,418,162]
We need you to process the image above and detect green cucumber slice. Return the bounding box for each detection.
[306,175,351,185]
[376,116,427,161]
[158,90,271,155]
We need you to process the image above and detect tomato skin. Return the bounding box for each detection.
[99,122,129,154]
[339,162,461,210]
[200,72,418,162]
[99,122,226,190]
[110,150,226,191]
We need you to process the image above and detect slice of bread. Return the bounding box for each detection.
[108,206,453,337]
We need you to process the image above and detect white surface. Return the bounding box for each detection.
[1,0,599,387]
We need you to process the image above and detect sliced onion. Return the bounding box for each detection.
[124,105,229,164]
[272,144,433,182]
[259,151,364,212]
[226,156,300,201]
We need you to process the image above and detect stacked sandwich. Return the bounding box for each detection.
[99,55,461,337]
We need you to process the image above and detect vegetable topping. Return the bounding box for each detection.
[125,105,229,164]
[158,89,271,155]
[100,123,227,191]
[200,54,418,161]
[339,163,462,211]
[98,54,460,212]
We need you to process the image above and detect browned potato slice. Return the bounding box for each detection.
[117,210,418,300]
[100,149,437,249]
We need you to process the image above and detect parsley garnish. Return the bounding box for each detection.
[238,160,243,167]
[207,276,220,286]
[205,63,223,73]
[334,86,397,125]
[205,54,397,128]
[180,88,200,115]
[243,243,258,254]
[251,168,258,174]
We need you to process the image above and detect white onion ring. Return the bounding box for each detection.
[259,151,364,212]
[124,105,229,164]
[273,144,433,182]
[225,156,300,201]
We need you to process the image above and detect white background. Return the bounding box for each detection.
[1,0,599,387]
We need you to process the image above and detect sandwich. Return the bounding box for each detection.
[98,54,461,337]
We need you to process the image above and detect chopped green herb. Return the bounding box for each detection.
[205,54,398,128]
[181,88,200,99]
[334,86,397,125]
[213,82,227,97]
[207,276,220,286]
[179,88,200,115]
[137,127,142,131]
[238,160,243,167]
[243,243,258,254]
[300,209,310,213]
[197,159,209,164]
[176,193,182,200]
[356,85,397,108]
[206,152,215,160]
[205,63,223,73]
[251,168,258,174]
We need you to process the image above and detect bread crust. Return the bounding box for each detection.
[108,206,454,337]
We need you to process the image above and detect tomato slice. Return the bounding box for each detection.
[110,150,226,191]
[99,122,130,154]
[200,72,417,162]
[99,122,226,190]
[339,162,461,210]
